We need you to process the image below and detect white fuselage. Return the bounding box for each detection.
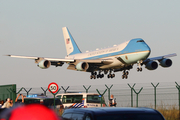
[66,39,151,70]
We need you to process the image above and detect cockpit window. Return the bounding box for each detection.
[137,40,144,42]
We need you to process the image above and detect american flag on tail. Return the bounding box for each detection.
[66,38,70,44]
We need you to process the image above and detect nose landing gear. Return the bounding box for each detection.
[137,67,142,72]
[137,61,143,72]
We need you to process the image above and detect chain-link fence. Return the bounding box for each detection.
[16,81,180,109]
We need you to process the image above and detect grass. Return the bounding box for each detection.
[157,104,179,120]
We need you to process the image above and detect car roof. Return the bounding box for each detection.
[63,107,159,115]
[24,96,59,99]
[56,93,99,95]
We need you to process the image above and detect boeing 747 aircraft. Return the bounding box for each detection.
[7,27,177,79]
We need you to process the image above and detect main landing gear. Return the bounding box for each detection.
[90,69,130,79]
[122,70,129,79]
[107,70,115,79]
[90,70,115,79]
[90,71,104,79]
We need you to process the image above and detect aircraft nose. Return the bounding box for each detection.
[141,40,151,51]
[144,43,151,57]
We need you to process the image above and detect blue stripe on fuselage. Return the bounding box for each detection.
[83,38,150,60]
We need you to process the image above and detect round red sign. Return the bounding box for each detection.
[48,82,59,94]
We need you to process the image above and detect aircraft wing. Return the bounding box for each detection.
[6,55,74,68]
[6,55,113,66]
[143,53,177,63]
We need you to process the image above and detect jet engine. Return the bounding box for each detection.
[145,61,158,70]
[37,60,51,69]
[159,58,172,67]
[76,62,89,71]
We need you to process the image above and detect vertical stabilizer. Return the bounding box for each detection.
[62,27,81,55]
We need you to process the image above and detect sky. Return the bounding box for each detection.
[0,0,179,88]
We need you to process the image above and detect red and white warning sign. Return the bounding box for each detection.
[48,82,59,94]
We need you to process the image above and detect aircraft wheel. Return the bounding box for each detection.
[140,68,142,72]
[93,75,96,79]
[137,68,139,72]
[125,75,128,79]
[126,71,129,75]
[102,74,104,78]
[100,75,103,78]
[100,74,103,78]
[107,74,110,78]
[122,75,124,79]
[112,74,115,78]
[104,70,108,74]
[97,75,99,79]
[90,75,93,79]
[94,72,97,75]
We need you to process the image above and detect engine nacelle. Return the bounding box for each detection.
[76,62,89,71]
[37,60,51,69]
[145,61,158,70]
[159,58,172,67]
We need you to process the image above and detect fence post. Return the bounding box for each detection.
[96,89,107,107]
[83,85,91,93]
[133,87,143,107]
[128,83,136,107]
[175,82,180,119]
[151,82,159,109]
[7,87,23,104]
[41,87,48,96]
[49,88,61,109]
[61,86,70,93]
[7,87,24,95]
[23,88,32,96]
[105,84,113,100]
